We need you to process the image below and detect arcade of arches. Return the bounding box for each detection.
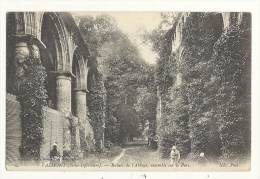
[6,12,94,164]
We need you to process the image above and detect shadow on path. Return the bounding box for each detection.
[123,140,148,148]
[112,140,148,164]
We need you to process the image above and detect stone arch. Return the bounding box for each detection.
[179,46,187,64]
[72,47,87,90]
[13,12,25,35]
[39,12,69,71]
[6,13,16,94]
[71,47,86,116]
[24,12,37,36]
[39,12,69,108]
[210,13,224,44]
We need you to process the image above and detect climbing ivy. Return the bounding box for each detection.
[87,65,106,153]
[18,40,48,161]
[212,18,251,161]
[154,12,251,163]
[181,12,223,158]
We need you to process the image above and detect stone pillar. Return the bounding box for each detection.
[14,41,29,92]
[13,35,46,93]
[71,116,82,158]
[75,125,81,154]
[73,89,87,155]
[74,89,87,123]
[55,72,72,116]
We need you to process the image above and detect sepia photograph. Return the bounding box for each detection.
[5,11,252,172]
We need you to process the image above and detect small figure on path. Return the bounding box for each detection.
[197,152,207,167]
[50,142,60,163]
[170,146,180,167]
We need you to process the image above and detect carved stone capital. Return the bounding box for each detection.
[50,71,75,79]
[11,34,46,49]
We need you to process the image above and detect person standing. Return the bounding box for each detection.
[198,152,207,167]
[170,146,180,167]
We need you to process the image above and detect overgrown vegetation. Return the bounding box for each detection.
[145,12,251,162]
[212,13,251,161]
[18,40,48,160]
[75,12,251,163]
[75,13,157,147]
[181,12,224,158]
[87,66,106,152]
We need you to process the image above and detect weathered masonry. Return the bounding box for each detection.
[6,12,94,165]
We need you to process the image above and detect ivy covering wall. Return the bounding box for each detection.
[87,65,106,153]
[18,40,48,160]
[155,12,251,162]
[212,14,251,161]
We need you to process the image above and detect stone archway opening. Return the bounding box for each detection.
[212,13,224,43]
[6,13,16,95]
[71,52,81,116]
[40,13,62,109]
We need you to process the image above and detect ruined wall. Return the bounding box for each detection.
[6,94,22,166]
[6,94,64,165]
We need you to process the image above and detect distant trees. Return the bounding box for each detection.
[135,87,158,140]
[75,13,157,147]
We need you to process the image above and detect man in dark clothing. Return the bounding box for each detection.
[50,142,60,162]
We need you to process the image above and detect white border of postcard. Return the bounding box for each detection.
[0,0,259,179]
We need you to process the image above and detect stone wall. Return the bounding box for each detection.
[6,95,22,166]
[6,95,64,165]
[41,107,64,160]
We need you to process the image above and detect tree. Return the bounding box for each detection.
[135,87,158,139]
[76,13,155,146]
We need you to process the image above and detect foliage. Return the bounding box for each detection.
[148,12,251,162]
[135,87,158,138]
[76,13,149,146]
[76,13,119,151]
[18,40,48,160]
[115,103,142,143]
[141,13,180,93]
[169,85,191,158]
[87,67,106,153]
[212,17,251,160]
[76,14,118,57]
[77,12,251,161]
[181,12,223,157]
[77,13,156,145]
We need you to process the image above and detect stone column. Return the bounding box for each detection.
[14,41,29,92]
[55,72,72,116]
[13,35,46,93]
[74,89,87,123]
[74,89,87,156]
[70,116,83,158]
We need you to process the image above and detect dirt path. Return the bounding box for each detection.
[112,140,146,163]
[114,140,169,166]
[112,149,126,164]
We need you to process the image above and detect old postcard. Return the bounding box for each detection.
[5,11,251,172]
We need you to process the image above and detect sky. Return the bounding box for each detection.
[74,12,163,64]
